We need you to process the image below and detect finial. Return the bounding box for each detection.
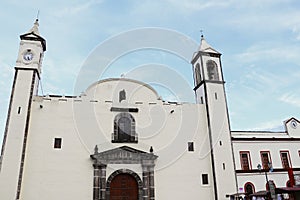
[28,17,40,35]
[200,30,204,39]
[94,145,98,154]
[150,146,153,153]
[36,10,40,21]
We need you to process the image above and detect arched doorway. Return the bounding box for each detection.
[244,182,255,195]
[109,173,138,200]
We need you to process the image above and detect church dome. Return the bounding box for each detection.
[84,78,160,104]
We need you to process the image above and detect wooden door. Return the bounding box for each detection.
[110,173,138,200]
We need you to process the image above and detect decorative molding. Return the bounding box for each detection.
[191,51,221,65]
[16,70,36,200]
[90,146,158,165]
[106,169,143,200]
[110,107,139,112]
[232,137,300,142]
[236,168,300,174]
[0,70,19,171]
[20,32,46,51]
[193,80,225,91]
[91,146,158,200]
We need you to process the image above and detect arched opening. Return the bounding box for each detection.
[207,60,219,81]
[112,113,137,143]
[195,63,201,85]
[244,182,255,195]
[106,169,143,200]
[119,89,126,102]
[118,116,131,141]
[110,173,138,200]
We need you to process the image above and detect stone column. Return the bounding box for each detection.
[142,163,156,200]
[149,165,155,200]
[142,166,149,200]
[93,163,101,200]
[99,164,107,200]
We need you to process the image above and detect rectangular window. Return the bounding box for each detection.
[188,142,194,152]
[54,138,62,149]
[202,174,209,185]
[260,151,271,170]
[280,151,291,169]
[18,107,21,114]
[240,151,251,170]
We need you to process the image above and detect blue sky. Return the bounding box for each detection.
[1,0,300,141]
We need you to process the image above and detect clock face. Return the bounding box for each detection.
[23,50,34,62]
[291,120,297,129]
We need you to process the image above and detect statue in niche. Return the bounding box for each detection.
[119,89,126,102]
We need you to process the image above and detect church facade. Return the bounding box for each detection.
[0,20,299,200]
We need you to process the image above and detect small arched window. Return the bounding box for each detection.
[244,182,255,195]
[112,113,137,143]
[195,63,201,85]
[119,89,126,102]
[207,60,219,81]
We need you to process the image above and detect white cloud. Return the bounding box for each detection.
[279,93,300,108]
[166,0,234,11]
[1,0,300,137]
[250,120,284,131]
[55,0,104,17]
[235,43,300,65]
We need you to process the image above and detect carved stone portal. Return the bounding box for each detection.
[90,146,158,200]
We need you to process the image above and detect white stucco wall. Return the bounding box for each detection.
[11,78,217,200]
[0,70,36,200]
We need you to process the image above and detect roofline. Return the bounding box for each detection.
[85,78,160,99]
[231,137,300,142]
[20,32,46,51]
[231,130,286,134]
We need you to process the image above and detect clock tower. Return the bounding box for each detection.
[0,19,46,200]
[191,36,237,200]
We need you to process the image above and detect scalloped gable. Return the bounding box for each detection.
[84,78,161,104]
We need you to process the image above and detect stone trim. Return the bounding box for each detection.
[91,146,158,200]
[16,70,36,200]
[0,70,18,171]
[90,146,158,165]
[142,165,155,200]
[112,113,138,143]
[106,169,143,200]
[110,107,139,112]
[93,164,100,200]
[236,167,300,174]
[232,137,300,142]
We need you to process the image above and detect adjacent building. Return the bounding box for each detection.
[232,118,300,198]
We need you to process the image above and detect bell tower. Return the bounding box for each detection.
[191,36,237,200]
[0,19,46,200]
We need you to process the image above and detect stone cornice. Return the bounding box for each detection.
[90,146,158,165]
